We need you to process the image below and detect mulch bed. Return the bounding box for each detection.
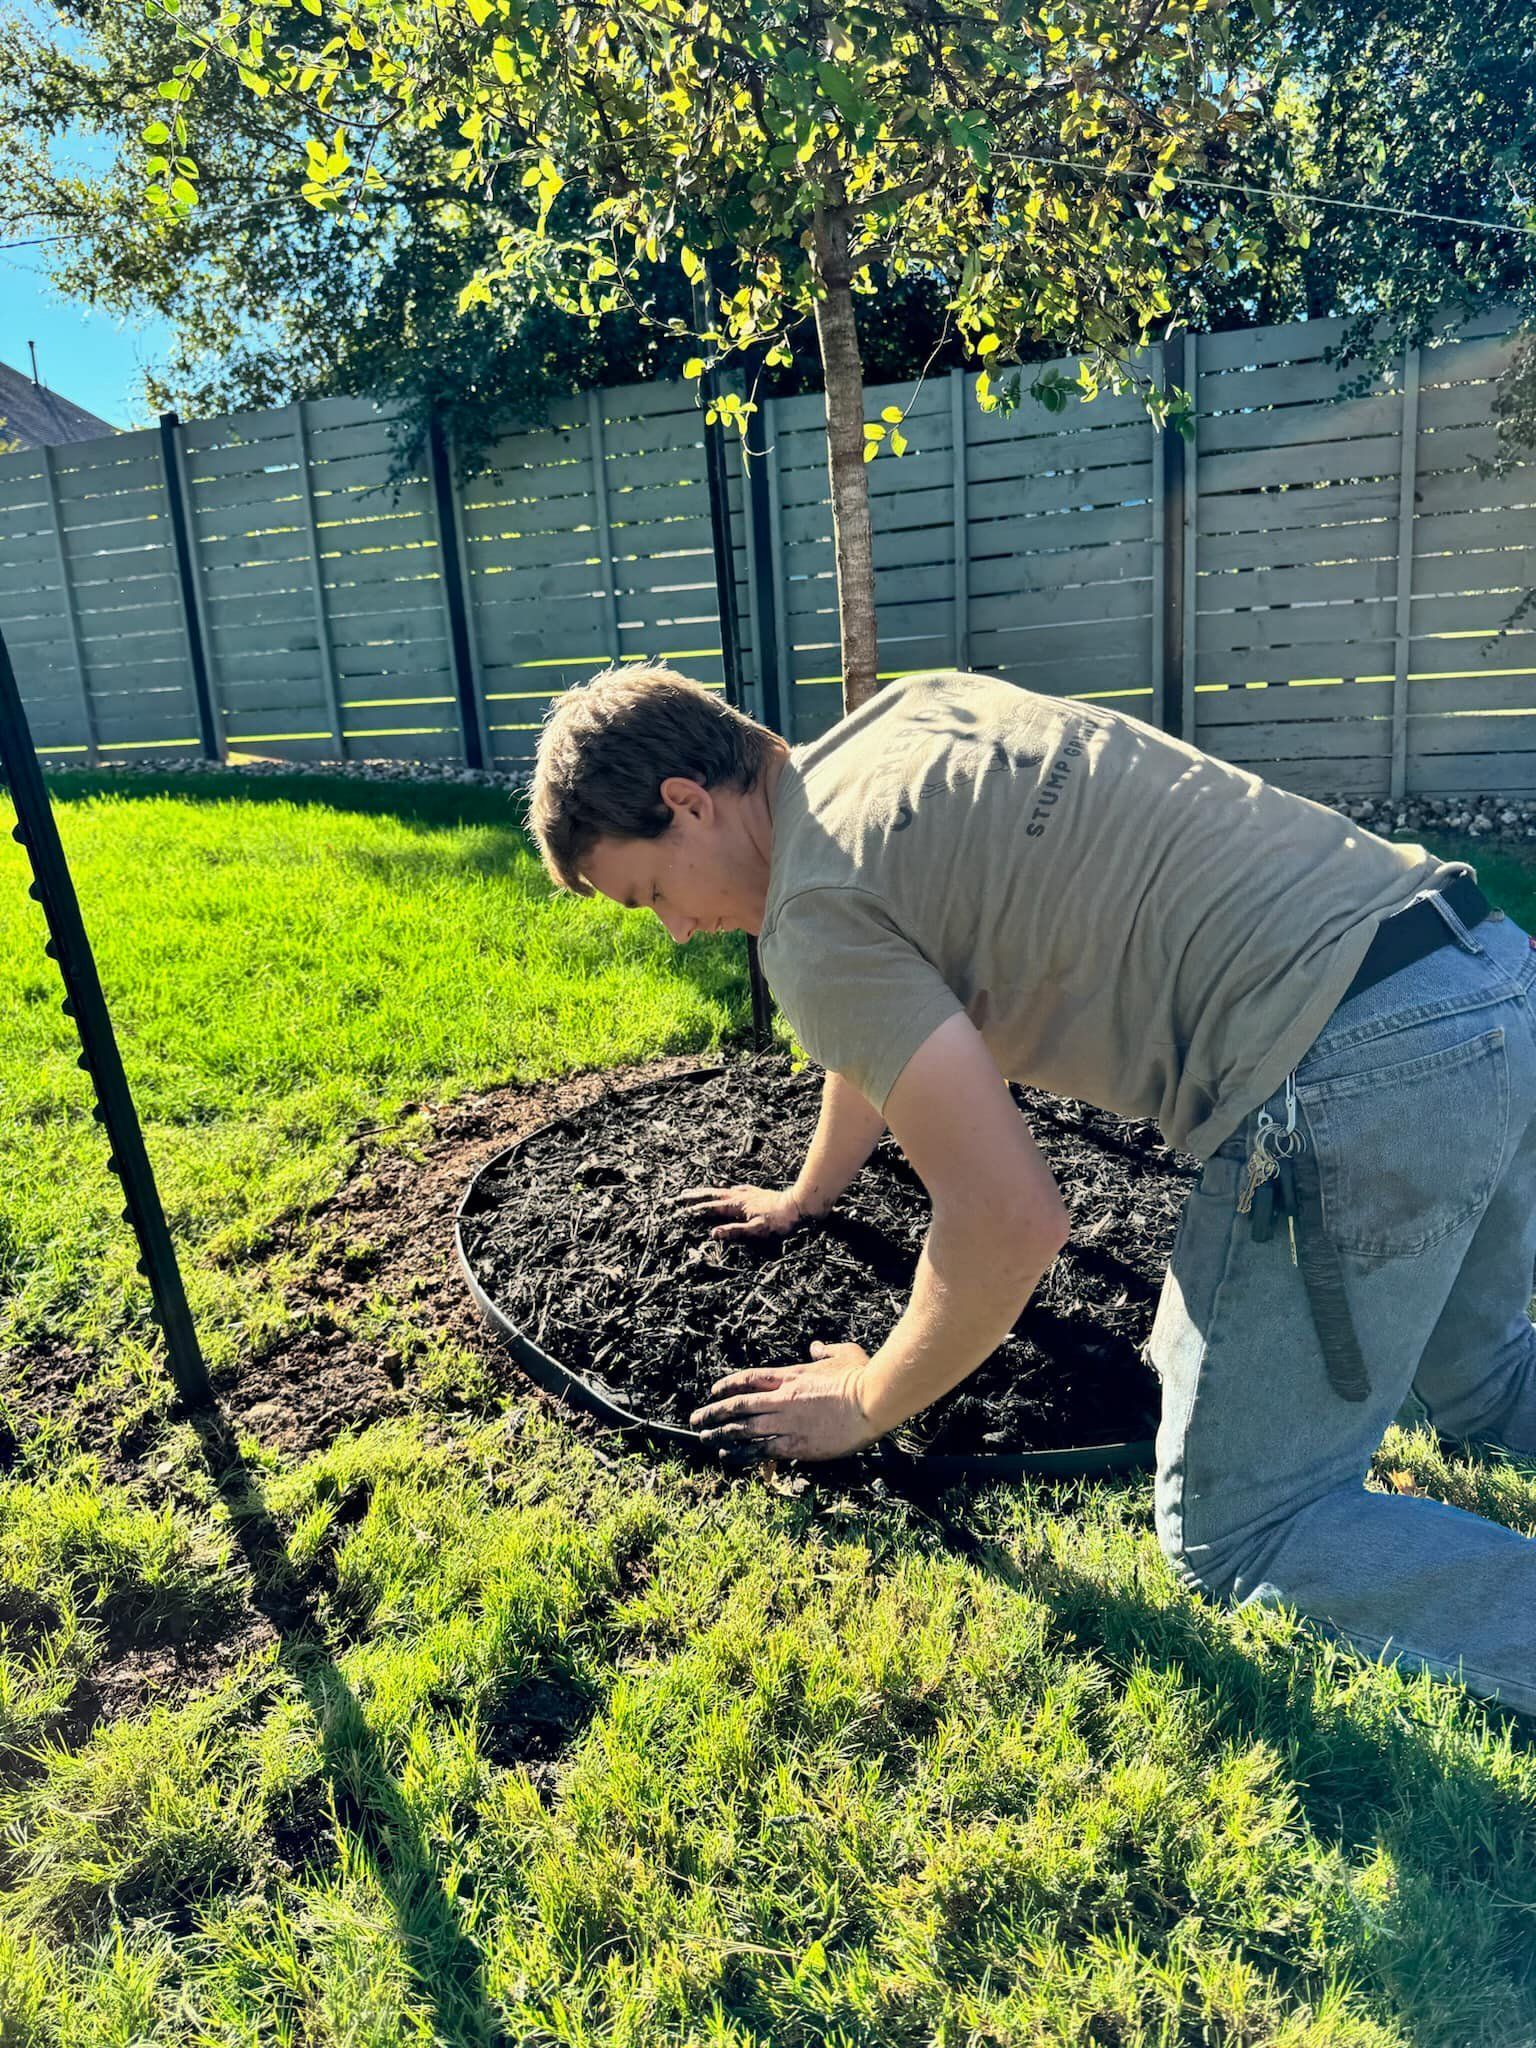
[4,1053,1196,1485]
[459,1057,1198,1459]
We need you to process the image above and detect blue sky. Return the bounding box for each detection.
[2,238,175,432]
[4,0,177,430]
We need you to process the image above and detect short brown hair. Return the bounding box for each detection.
[529,663,779,893]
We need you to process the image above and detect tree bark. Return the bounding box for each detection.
[811,205,879,713]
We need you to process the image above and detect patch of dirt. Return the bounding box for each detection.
[0,1054,719,1479]
[459,1056,1197,1458]
[4,1047,1199,1479]
[80,1617,280,1727]
[478,1674,600,1785]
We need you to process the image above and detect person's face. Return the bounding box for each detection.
[580,778,760,943]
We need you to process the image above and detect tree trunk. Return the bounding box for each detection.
[812,206,879,713]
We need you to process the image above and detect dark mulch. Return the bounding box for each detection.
[459,1057,1199,1458]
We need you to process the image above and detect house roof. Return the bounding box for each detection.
[0,361,117,448]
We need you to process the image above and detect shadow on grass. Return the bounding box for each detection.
[180,1399,522,2048]
[871,1469,1536,2028]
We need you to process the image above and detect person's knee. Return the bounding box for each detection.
[1156,1508,1260,1608]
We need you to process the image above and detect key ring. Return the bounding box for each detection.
[1255,1070,1305,1156]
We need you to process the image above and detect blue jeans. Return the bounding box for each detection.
[1150,891,1536,1716]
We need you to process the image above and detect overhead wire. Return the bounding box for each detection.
[991,151,1536,240]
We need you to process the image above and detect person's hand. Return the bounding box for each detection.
[673,1183,806,1242]
[689,1341,877,1463]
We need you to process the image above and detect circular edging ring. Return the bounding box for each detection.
[454,1063,1155,1484]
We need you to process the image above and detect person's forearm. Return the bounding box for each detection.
[790,1072,887,1219]
[858,1206,1066,1436]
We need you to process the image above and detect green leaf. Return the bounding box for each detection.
[680,247,704,283]
[142,121,171,144]
[236,67,269,96]
[170,177,197,206]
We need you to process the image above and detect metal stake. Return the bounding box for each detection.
[0,622,212,1408]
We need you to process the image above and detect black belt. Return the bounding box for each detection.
[1342,872,1492,1005]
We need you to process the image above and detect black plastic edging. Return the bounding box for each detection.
[454,1069,1154,1483]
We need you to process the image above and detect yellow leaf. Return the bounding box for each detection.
[880,405,902,423]
[889,428,908,456]
[977,333,1000,356]
[682,357,705,379]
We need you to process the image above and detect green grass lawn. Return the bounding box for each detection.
[3,772,1536,2047]
[0,773,756,1372]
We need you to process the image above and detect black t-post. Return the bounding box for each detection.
[0,623,212,1409]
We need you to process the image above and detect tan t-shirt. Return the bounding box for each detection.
[758,670,1466,1160]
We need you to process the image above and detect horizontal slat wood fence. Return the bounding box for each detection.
[2,308,1532,797]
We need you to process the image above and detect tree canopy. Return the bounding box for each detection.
[154,0,1263,702]
[2,0,967,469]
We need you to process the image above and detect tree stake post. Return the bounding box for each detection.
[0,623,212,1409]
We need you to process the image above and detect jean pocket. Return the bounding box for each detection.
[1297,1025,1510,1260]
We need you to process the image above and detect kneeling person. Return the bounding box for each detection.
[530,661,1536,1720]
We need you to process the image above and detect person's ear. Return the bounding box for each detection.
[658,776,714,824]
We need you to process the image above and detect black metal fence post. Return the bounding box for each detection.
[1158,337,1188,742]
[742,366,784,739]
[427,412,487,772]
[158,410,222,762]
[694,277,774,1052]
[0,621,212,1408]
